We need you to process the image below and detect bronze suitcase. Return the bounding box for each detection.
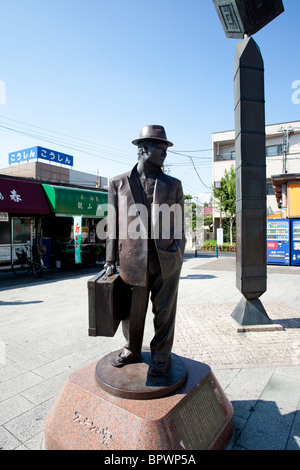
[88,270,131,337]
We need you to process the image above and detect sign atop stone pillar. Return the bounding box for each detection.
[212,0,284,38]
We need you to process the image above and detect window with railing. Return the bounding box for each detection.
[214,144,283,161]
[214,152,235,161]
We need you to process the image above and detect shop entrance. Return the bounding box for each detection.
[12,217,33,262]
[0,217,34,269]
[0,213,11,269]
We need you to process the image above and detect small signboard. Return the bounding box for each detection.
[217,228,224,245]
[0,212,9,222]
[73,216,82,264]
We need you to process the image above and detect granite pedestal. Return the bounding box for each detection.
[44,352,234,450]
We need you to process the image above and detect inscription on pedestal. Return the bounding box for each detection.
[72,411,113,446]
[171,378,226,450]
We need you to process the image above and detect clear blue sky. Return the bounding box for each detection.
[0,0,299,201]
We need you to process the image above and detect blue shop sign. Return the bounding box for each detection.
[9,146,73,167]
[9,146,37,164]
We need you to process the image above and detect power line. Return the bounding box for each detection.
[0,116,214,162]
[0,115,135,158]
[0,115,139,175]
[177,155,210,189]
[170,147,213,152]
[0,124,132,167]
[0,124,135,162]
[167,149,212,190]
[169,149,211,160]
[0,116,213,190]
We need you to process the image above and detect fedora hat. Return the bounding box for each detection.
[132,125,173,147]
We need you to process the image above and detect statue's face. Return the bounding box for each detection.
[144,141,168,168]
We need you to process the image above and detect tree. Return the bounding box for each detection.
[213,166,236,245]
[184,195,200,231]
[184,195,193,233]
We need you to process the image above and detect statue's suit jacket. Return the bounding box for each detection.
[106,165,186,287]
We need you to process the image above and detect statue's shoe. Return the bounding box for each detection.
[111,351,140,367]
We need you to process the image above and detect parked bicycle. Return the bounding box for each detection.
[12,246,46,278]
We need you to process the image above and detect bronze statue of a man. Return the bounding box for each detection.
[105,125,185,376]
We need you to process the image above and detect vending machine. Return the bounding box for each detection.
[267,218,290,265]
[291,219,300,266]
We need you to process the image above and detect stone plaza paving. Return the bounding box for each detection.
[0,253,299,450]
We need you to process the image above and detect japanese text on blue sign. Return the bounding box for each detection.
[9,146,73,166]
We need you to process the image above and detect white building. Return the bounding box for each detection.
[0,161,108,189]
[212,120,300,235]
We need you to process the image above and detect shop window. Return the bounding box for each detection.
[0,220,11,266]
[12,218,31,244]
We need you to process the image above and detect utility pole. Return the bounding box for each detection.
[280,126,294,174]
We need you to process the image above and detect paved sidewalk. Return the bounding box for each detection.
[0,253,299,450]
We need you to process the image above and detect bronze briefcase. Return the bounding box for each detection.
[87,270,131,337]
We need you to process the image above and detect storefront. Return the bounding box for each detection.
[41,184,108,269]
[0,176,51,269]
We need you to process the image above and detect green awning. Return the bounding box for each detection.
[42,184,108,218]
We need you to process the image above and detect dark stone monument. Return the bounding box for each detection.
[233,35,271,326]
[213,0,285,327]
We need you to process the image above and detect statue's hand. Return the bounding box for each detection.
[104,261,116,277]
